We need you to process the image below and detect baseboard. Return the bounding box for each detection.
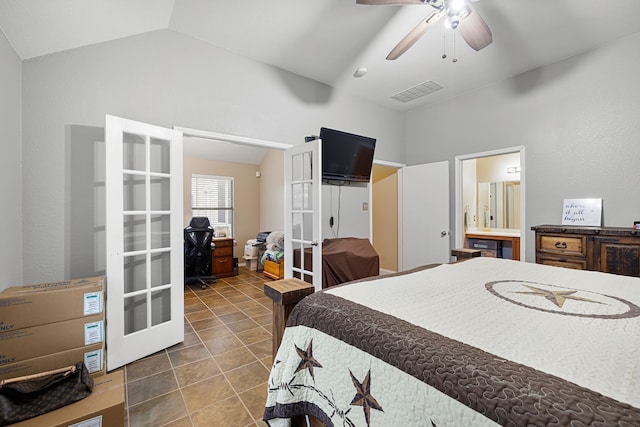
[379,268,396,275]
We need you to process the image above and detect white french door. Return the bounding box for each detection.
[399,160,450,270]
[284,140,322,290]
[105,115,184,371]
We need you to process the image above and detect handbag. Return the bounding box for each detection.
[0,362,94,426]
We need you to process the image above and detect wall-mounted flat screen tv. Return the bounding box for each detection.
[318,127,376,183]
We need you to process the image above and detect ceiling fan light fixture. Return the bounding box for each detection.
[446,15,460,29]
[448,0,466,13]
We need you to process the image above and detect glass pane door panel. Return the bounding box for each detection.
[151,214,171,249]
[302,212,313,241]
[292,183,303,210]
[150,176,171,211]
[123,174,146,211]
[293,240,304,267]
[150,138,171,174]
[303,183,312,210]
[292,213,302,240]
[124,295,147,334]
[292,153,302,182]
[151,289,171,326]
[124,215,146,252]
[303,152,312,180]
[123,132,146,171]
[150,252,170,288]
[124,255,146,293]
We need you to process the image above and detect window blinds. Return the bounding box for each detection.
[191,174,234,232]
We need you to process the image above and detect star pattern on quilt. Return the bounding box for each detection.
[349,369,383,427]
[514,285,604,308]
[294,339,322,380]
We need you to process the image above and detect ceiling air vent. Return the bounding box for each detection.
[391,80,443,103]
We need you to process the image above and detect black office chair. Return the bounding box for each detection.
[184,217,216,289]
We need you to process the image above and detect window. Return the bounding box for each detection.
[191,174,234,237]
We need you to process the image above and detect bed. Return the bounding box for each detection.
[263,257,640,426]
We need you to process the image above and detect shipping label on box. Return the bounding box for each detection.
[84,348,104,373]
[84,321,104,345]
[70,415,102,427]
[83,291,103,315]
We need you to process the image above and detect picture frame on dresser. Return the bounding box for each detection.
[561,198,602,226]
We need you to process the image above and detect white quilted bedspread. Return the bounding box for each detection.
[265,258,640,426]
[328,257,640,408]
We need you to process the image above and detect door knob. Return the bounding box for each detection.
[441,231,448,237]
[311,241,319,247]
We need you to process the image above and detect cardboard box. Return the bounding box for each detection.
[243,256,258,271]
[264,259,284,280]
[0,276,104,331]
[0,313,104,363]
[12,369,124,427]
[0,343,104,381]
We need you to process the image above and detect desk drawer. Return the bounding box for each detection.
[212,256,233,274]
[213,238,233,247]
[538,256,587,270]
[214,246,233,257]
[539,235,585,257]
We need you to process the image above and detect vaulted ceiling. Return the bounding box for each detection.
[2,0,640,113]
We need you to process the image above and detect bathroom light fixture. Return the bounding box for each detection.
[507,166,521,174]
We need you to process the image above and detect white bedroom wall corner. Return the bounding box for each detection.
[0,29,23,289]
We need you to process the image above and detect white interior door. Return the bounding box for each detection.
[399,161,450,270]
[105,115,184,370]
[284,140,322,291]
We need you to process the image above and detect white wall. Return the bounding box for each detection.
[406,32,640,261]
[462,159,477,228]
[322,183,370,240]
[476,153,520,184]
[20,29,405,283]
[0,31,22,289]
[259,149,285,233]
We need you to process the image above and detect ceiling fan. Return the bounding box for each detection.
[356,0,492,60]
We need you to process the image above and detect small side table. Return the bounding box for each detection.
[451,248,482,261]
[263,278,314,361]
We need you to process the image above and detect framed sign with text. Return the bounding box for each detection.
[562,198,602,226]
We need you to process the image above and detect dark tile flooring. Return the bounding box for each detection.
[124,266,275,427]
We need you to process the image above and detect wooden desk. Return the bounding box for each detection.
[263,278,314,361]
[212,238,234,278]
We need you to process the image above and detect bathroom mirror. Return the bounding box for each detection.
[461,152,521,231]
[477,181,520,229]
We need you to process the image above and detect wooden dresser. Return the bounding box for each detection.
[212,238,235,278]
[531,225,640,277]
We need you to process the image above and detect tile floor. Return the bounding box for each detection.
[123,266,276,427]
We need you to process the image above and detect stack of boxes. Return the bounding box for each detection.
[0,276,105,381]
[0,276,126,426]
[243,238,260,271]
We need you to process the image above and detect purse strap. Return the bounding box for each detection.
[0,365,76,388]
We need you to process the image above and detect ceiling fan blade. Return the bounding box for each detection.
[458,4,493,51]
[386,10,444,60]
[356,0,427,5]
